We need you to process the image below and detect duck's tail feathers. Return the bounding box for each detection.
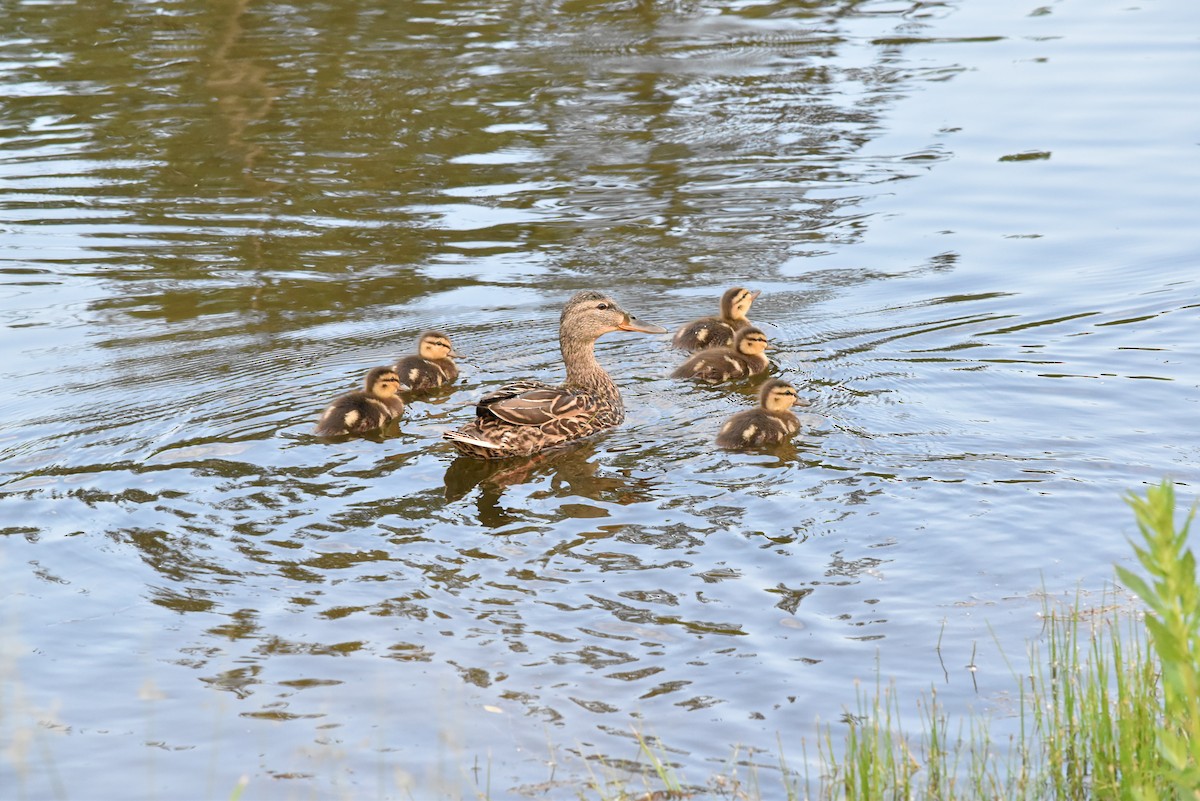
[443,430,504,450]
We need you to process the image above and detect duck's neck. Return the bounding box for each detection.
[562,334,616,393]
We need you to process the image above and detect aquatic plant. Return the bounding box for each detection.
[1114,481,1200,798]
[580,481,1199,801]
[820,480,1198,801]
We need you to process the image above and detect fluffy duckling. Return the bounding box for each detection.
[671,326,771,384]
[393,330,460,392]
[672,287,761,351]
[443,291,667,459]
[716,378,805,448]
[315,366,405,437]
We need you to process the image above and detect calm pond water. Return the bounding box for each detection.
[2,0,1199,797]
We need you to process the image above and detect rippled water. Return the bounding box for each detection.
[3,0,1199,797]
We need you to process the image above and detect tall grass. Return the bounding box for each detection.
[593,482,1200,800]
[819,480,1200,801]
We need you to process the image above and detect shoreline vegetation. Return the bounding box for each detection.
[576,481,1197,801]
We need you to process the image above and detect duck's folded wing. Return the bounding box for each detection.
[482,384,595,427]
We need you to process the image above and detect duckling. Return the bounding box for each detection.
[672,287,761,351]
[315,366,405,436]
[443,290,667,459]
[392,330,460,392]
[671,326,771,384]
[716,378,805,448]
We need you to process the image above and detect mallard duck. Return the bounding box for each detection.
[443,290,667,459]
[671,326,771,383]
[716,378,805,448]
[314,366,405,436]
[672,287,761,350]
[393,330,460,391]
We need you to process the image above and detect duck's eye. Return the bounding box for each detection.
[596,303,609,310]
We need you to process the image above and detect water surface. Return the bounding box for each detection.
[2,0,1199,797]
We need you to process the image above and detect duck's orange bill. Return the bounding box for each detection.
[618,316,668,334]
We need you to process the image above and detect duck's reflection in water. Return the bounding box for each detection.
[443,441,659,528]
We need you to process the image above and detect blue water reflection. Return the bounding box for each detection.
[2,0,1200,798]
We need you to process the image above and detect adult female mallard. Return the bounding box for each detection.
[393,330,459,391]
[443,290,666,459]
[314,366,405,436]
[671,326,771,384]
[672,287,761,350]
[716,378,805,448]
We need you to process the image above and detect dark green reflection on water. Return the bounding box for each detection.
[3,0,929,302]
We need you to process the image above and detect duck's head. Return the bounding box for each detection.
[418,330,459,360]
[733,326,770,357]
[560,290,667,341]
[720,286,761,321]
[365,367,402,399]
[758,378,803,411]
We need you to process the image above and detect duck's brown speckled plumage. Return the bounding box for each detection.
[672,326,770,384]
[393,330,459,392]
[716,378,804,448]
[443,291,666,459]
[672,287,760,351]
[315,366,405,437]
